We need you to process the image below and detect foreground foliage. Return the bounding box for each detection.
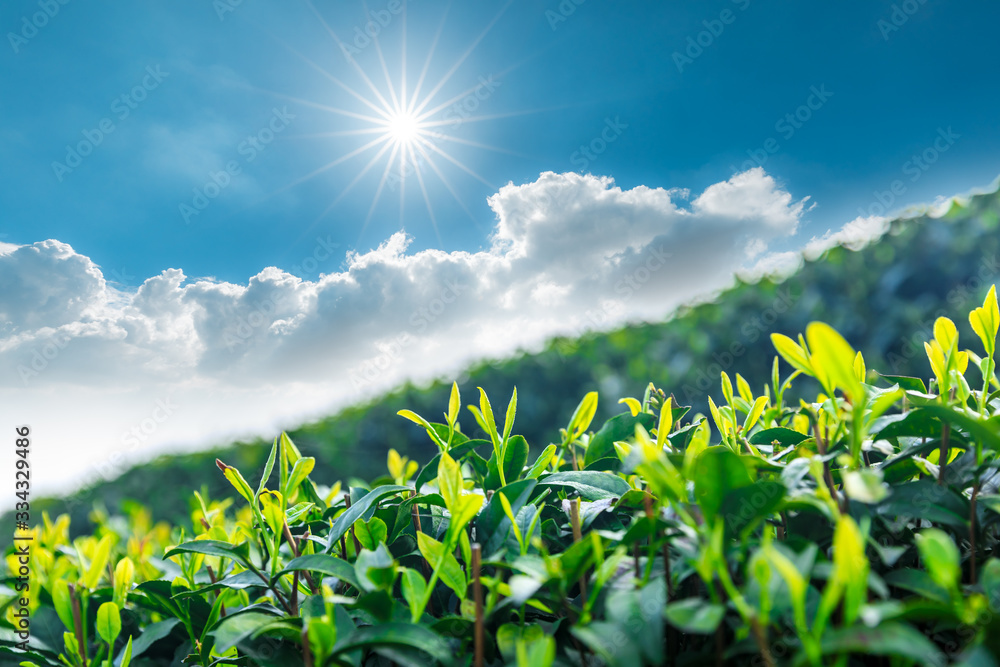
[4,288,1000,666]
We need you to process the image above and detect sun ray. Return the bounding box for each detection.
[416,135,495,189]
[219,134,393,228]
[304,0,396,113]
[284,128,387,140]
[398,140,407,227]
[214,75,389,124]
[330,140,397,208]
[414,60,524,123]
[268,30,393,121]
[418,105,574,128]
[363,1,401,114]
[413,164,443,245]
[411,141,483,230]
[292,138,398,247]
[279,134,391,193]
[400,0,408,113]
[407,1,451,115]
[411,0,514,118]
[363,142,401,228]
[425,132,532,158]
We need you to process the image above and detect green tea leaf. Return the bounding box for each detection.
[502,387,518,445]
[165,539,252,570]
[664,598,726,634]
[525,444,557,479]
[119,635,133,667]
[719,479,785,538]
[211,611,281,652]
[354,544,396,593]
[771,333,813,375]
[116,619,179,664]
[479,479,537,555]
[82,534,114,590]
[477,387,500,448]
[817,623,944,665]
[216,459,255,505]
[397,409,447,451]
[806,321,863,400]
[743,395,769,432]
[334,623,452,665]
[51,579,73,631]
[114,557,136,608]
[916,528,961,595]
[279,554,361,590]
[584,412,655,467]
[96,601,121,646]
[400,567,427,619]
[485,434,529,491]
[656,397,673,449]
[284,456,316,498]
[538,470,631,501]
[567,391,599,441]
[749,427,808,447]
[448,382,461,427]
[325,485,409,552]
[692,447,752,524]
[257,437,279,499]
[416,532,466,598]
[354,516,388,550]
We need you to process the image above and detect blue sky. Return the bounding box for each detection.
[3,0,1000,495]
[3,0,998,283]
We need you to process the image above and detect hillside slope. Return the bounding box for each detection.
[23,187,1000,532]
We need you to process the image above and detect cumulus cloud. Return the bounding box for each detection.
[1,168,812,496]
[802,215,890,259]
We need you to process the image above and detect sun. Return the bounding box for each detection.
[385,111,422,146]
[270,1,532,246]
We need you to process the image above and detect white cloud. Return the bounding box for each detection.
[0,168,812,497]
[803,214,889,259]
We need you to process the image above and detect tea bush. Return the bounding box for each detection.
[3,287,1000,666]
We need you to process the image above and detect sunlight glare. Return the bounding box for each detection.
[386,111,421,146]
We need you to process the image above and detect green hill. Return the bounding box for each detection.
[21,186,1000,534]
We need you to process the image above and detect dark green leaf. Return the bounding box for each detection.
[413,440,489,491]
[334,623,452,665]
[815,623,944,665]
[664,598,726,634]
[537,471,631,501]
[478,479,537,555]
[884,569,951,604]
[719,479,786,537]
[876,373,927,393]
[278,554,362,590]
[116,619,180,664]
[325,485,409,552]
[173,570,264,598]
[692,447,753,524]
[485,434,529,491]
[584,412,655,467]
[749,427,809,447]
[872,410,943,440]
[211,612,281,653]
[164,540,253,570]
